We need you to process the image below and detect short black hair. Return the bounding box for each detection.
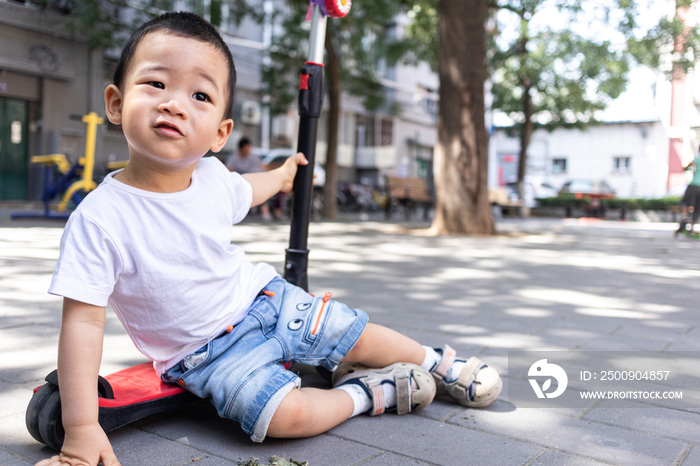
[238,137,251,150]
[113,11,236,119]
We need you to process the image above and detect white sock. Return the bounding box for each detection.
[336,383,372,417]
[421,345,467,383]
[445,360,466,383]
[421,345,441,372]
[382,383,397,409]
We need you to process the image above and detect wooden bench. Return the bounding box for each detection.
[385,175,434,220]
[489,188,523,217]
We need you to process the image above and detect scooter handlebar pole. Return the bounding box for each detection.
[284,5,327,291]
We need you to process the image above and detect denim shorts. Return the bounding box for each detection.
[161,277,368,442]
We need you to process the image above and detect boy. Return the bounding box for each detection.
[36,12,501,466]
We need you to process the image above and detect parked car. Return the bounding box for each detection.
[558,179,615,199]
[557,179,615,218]
[257,149,326,188]
[505,178,559,207]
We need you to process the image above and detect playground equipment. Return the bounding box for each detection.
[26,1,351,452]
[12,112,104,219]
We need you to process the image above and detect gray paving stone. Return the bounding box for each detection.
[330,412,541,464]
[0,448,21,465]
[3,216,700,465]
[581,402,700,444]
[141,407,383,465]
[682,445,700,465]
[357,452,434,465]
[0,412,53,464]
[0,381,34,418]
[529,448,622,465]
[450,406,687,465]
[109,427,237,466]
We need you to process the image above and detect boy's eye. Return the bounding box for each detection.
[149,81,165,89]
[193,92,209,102]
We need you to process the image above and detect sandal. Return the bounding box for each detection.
[432,344,502,408]
[332,362,436,415]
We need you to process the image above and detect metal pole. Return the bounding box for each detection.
[283,5,327,291]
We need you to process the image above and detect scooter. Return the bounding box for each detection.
[26,0,351,452]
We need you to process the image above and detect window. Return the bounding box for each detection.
[552,158,567,174]
[355,115,393,147]
[613,156,631,174]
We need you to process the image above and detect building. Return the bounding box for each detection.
[0,1,438,203]
[489,63,700,201]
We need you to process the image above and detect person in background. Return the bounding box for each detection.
[226,137,274,220]
[676,145,700,237]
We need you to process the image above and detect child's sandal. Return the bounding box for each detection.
[332,362,436,415]
[433,344,502,408]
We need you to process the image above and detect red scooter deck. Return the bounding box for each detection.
[98,362,186,408]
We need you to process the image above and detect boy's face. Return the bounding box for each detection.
[105,31,233,171]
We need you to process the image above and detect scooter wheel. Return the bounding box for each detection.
[37,388,64,452]
[25,384,57,444]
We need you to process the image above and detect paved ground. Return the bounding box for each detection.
[1,205,699,465]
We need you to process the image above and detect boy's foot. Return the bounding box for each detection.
[430,344,502,408]
[333,362,436,415]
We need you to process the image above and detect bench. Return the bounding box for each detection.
[385,175,434,220]
[489,188,523,217]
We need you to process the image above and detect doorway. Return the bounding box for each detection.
[0,97,29,200]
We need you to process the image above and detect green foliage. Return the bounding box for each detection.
[263,0,416,115]
[537,196,682,210]
[52,0,259,50]
[490,0,638,131]
[237,456,308,466]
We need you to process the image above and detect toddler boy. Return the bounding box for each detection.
[36,12,501,466]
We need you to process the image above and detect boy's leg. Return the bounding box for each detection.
[342,322,425,367]
[267,387,353,438]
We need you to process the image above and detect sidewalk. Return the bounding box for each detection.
[1,209,699,465]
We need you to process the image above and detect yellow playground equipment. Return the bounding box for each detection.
[12,112,112,219]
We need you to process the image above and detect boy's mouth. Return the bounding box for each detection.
[155,121,183,136]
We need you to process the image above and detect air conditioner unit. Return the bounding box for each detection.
[240,100,262,125]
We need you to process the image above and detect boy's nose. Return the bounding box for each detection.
[158,98,185,117]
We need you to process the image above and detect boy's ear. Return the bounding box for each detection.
[104,84,123,125]
[210,118,234,153]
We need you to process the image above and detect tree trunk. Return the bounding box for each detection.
[322,22,340,219]
[517,79,533,218]
[431,0,494,235]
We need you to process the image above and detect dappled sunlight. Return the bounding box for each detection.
[441,299,480,309]
[438,323,489,335]
[506,307,554,318]
[517,288,681,322]
[451,331,555,350]
[575,307,653,320]
[405,290,442,301]
[519,288,634,310]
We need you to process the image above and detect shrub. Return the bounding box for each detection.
[536,196,682,210]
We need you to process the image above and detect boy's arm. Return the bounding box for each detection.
[35,298,120,466]
[242,152,308,207]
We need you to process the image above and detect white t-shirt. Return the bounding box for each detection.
[49,157,278,373]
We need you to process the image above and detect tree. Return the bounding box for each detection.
[491,0,700,216]
[403,0,494,235]
[429,0,494,235]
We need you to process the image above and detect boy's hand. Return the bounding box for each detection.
[35,423,119,466]
[279,152,309,193]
